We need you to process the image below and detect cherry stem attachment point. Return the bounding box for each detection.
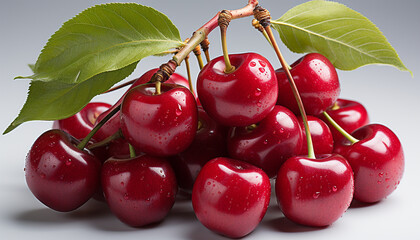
[155,81,162,95]
[200,37,211,63]
[193,44,205,70]
[255,5,315,159]
[322,112,359,144]
[77,104,121,150]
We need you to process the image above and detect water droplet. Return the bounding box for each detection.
[250,61,256,67]
[121,181,124,186]
[332,186,337,192]
[254,88,261,96]
[207,181,211,185]
[259,67,265,73]
[385,178,390,182]
[263,139,268,145]
[378,172,384,177]
[258,60,267,67]
[146,198,150,201]
[257,102,262,107]
[313,192,320,199]
[124,193,129,200]
[377,180,382,184]
[176,105,182,116]
[65,159,72,166]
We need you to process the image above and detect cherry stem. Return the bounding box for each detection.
[263,25,315,159]
[171,0,259,66]
[204,50,211,63]
[129,144,136,158]
[87,129,123,150]
[155,81,162,95]
[184,57,195,94]
[196,54,205,70]
[77,104,121,150]
[322,112,359,144]
[103,79,136,94]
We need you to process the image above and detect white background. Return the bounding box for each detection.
[1,0,419,239]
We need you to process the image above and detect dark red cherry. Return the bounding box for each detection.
[120,83,198,157]
[276,154,354,227]
[321,98,369,143]
[334,124,404,203]
[25,129,101,212]
[298,115,333,155]
[192,157,271,238]
[94,69,189,142]
[227,105,303,178]
[101,155,177,227]
[53,102,111,140]
[276,53,340,116]
[170,106,228,194]
[197,53,278,127]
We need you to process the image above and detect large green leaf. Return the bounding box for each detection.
[271,0,410,73]
[16,3,183,84]
[4,62,138,134]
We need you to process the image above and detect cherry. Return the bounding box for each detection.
[197,53,278,127]
[334,124,404,203]
[170,106,228,194]
[192,157,271,238]
[320,98,369,143]
[276,53,340,116]
[94,69,190,142]
[25,129,101,212]
[275,154,354,227]
[120,83,198,157]
[101,154,177,227]
[53,102,111,140]
[297,115,333,155]
[227,105,303,178]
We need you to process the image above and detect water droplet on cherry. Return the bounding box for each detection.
[250,61,256,67]
[254,88,261,96]
[313,192,320,199]
[332,186,337,192]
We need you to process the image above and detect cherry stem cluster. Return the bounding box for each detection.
[254,7,315,159]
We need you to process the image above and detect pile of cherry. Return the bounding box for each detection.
[25,52,404,238]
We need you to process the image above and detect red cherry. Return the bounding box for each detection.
[197,53,278,127]
[53,102,111,140]
[120,83,198,157]
[170,106,228,194]
[25,129,101,212]
[276,53,340,116]
[321,98,370,143]
[334,124,404,203]
[192,157,271,238]
[227,105,303,178]
[94,69,189,142]
[101,155,177,227]
[276,154,354,227]
[298,115,334,155]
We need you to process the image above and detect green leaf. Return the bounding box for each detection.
[271,0,410,73]
[4,62,138,134]
[16,3,183,84]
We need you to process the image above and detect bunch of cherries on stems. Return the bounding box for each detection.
[24,4,404,239]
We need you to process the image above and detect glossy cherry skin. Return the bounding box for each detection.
[276,53,340,116]
[197,53,278,127]
[334,124,404,203]
[101,155,177,227]
[25,129,101,212]
[94,69,189,142]
[227,105,303,178]
[298,115,333,155]
[276,154,354,227]
[120,83,198,157]
[320,98,369,143]
[192,157,271,238]
[53,102,111,140]
[170,106,228,194]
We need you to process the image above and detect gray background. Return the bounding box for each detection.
[1,0,419,239]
